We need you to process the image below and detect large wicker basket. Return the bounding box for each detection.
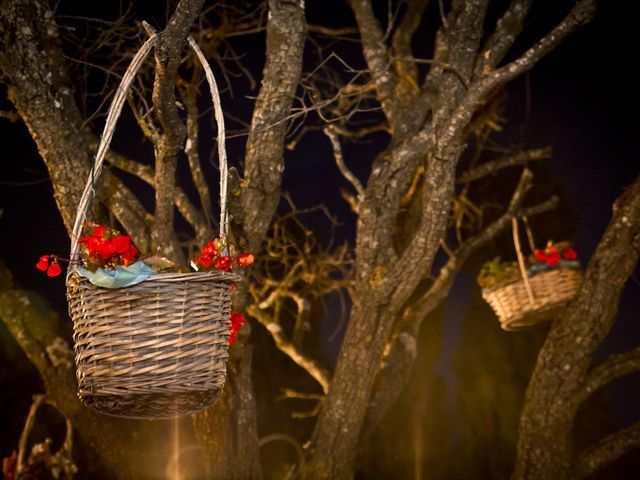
[482,267,582,331]
[66,33,239,419]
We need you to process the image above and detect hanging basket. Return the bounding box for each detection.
[480,218,582,331]
[66,33,240,419]
[481,267,582,331]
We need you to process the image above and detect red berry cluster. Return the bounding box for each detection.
[533,243,577,266]
[78,223,138,271]
[193,238,255,272]
[36,255,62,277]
[229,311,246,344]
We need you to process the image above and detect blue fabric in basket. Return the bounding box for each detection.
[77,262,156,288]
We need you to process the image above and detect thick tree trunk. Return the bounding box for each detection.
[193,343,262,480]
[0,0,150,246]
[514,176,640,479]
[239,0,306,253]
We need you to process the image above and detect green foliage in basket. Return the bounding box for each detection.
[476,256,521,290]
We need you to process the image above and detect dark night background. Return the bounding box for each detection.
[1,0,639,478]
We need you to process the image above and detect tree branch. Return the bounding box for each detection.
[575,420,640,479]
[390,0,429,88]
[151,0,205,260]
[439,0,596,150]
[323,127,365,205]
[350,0,399,126]
[476,0,534,75]
[514,175,640,478]
[105,151,210,244]
[575,346,640,407]
[365,171,558,432]
[180,74,215,242]
[247,306,330,394]
[239,0,306,252]
[0,0,113,233]
[457,147,552,183]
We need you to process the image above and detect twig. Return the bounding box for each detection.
[439,0,596,150]
[575,420,640,479]
[457,147,552,183]
[574,346,640,407]
[247,306,330,394]
[323,127,365,203]
[17,394,46,476]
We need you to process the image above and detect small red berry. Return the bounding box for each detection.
[36,255,49,271]
[215,255,232,272]
[237,253,255,266]
[47,262,62,277]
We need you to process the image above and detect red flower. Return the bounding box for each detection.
[92,225,107,238]
[546,252,561,266]
[201,241,218,257]
[229,312,246,344]
[196,255,213,269]
[119,244,139,266]
[47,262,62,277]
[237,253,255,266]
[215,255,232,272]
[562,247,577,260]
[112,234,131,254]
[78,235,99,257]
[533,250,547,262]
[36,255,49,271]
[94,239,117,260]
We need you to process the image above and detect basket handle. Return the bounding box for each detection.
[69,33,230,266]
[512,217,536,305]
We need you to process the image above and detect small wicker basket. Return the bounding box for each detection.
[66,33,239,419]
[482,267,582,331]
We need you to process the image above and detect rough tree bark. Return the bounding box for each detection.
[1,1,616,479]
[0,0,150,247]
[190,2,306,478]
[514,176,640,479]
[0,0,270,477]
[306,2,595,478]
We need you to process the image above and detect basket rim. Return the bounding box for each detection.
[481,265,581,294]
[67,268,241,286]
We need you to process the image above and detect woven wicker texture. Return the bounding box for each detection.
[67,270,239,419]
[482,267,582,331]
[65,32,240,419]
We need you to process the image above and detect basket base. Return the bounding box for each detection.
[79,389,222,420]
[500,304,565,331]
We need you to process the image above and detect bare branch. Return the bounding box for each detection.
[350,0,399,125]
[440,0,596,150]
[575,420,640,479]
[151,0,205,260]
[239,0,306,252]
[180,74,215,241]
[100,173,152,252]
[390,0,430,91]
[457,147,552,183]
[16,394,46,476]
[575,346,640,407]
[476,0,534,75]
[514,175,640,477]
[366,171,558,433]
[105,151,209,243]
[308,24,358,37]
[247,305,330,394]
[323,127,365,204]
